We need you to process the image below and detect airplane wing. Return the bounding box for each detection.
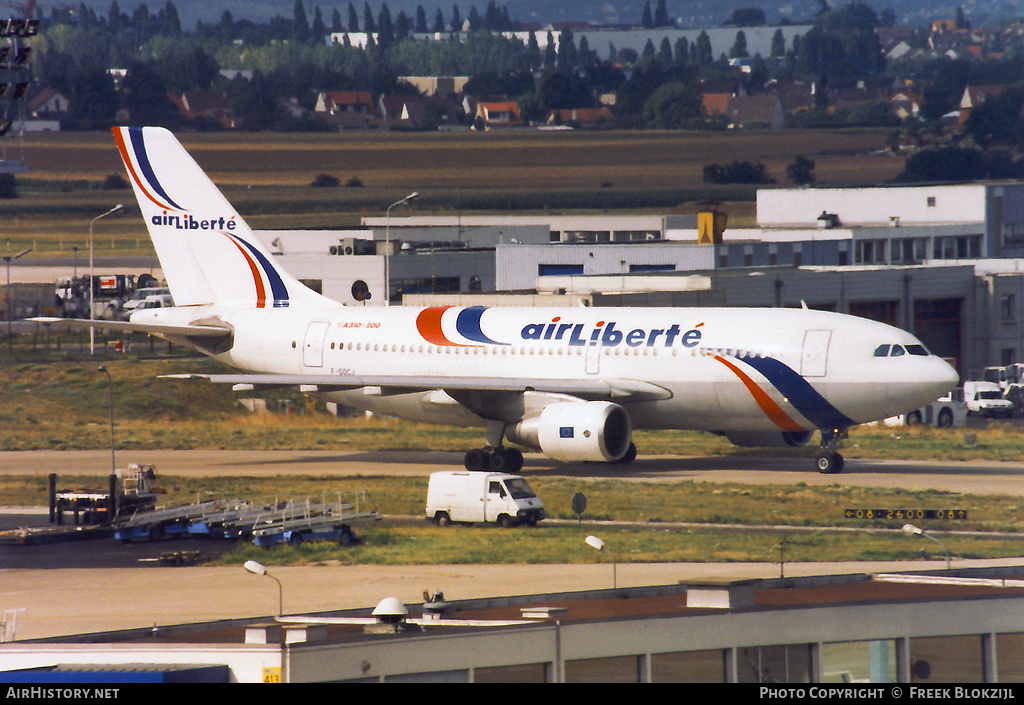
[163,373,672,402]
[28,316,232,338]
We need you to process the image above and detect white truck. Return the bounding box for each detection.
[963,381,1015,418]
[426,471,546,528]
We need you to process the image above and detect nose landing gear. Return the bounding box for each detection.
[815,427,847,474]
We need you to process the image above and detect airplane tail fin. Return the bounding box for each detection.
[112,126,332,309]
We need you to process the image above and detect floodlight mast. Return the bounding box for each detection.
[244,560,283,616]
[89,204,123,355]
[384,192,418,305]
[585,535,616,588]
[901,524,950,569]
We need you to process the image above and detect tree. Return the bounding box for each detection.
[642,81,701,128]
[653,0,671,28]
[786,156,816,185]
[965,88,1024,149]
[415,5,428,32]
[348,3,359,31]
[725,8,767,26]
[771,28,786,57]
[291,0,310,43]
[795,1,885,88]
[703,161,775,184]
[730,31,748,59]
[538,71,593,111]
[896,147,988,182]
[123,61,181,128]
[641,1,653,29]
[694,31,713,66]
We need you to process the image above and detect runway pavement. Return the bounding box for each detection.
[5,448,1024,641]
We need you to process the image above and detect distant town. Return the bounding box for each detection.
[0,1,1016,184]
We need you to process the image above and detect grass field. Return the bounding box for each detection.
[3,354,1024,568]
[1,127,903,259]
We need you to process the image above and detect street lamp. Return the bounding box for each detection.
[585,535,617,589]
[384,192,418,306]
[902,523,950,569]
[3,247,30,354]
[89,204,123,355]
[244,560,283,616]
[98,366,115,475]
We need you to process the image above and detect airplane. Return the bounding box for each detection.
[35,127,959,474]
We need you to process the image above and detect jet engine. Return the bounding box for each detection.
[507,401,633,463]
[722,430,814,448]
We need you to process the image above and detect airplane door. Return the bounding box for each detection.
[801,330,831,377]
[303,321,330,368]
[585,340,600,375]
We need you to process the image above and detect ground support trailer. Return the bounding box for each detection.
[251,495,381,548]
[114,499,244,543]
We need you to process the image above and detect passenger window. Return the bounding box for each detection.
[890,345,905,357]
[489,482,506,498]
[874,344,890,357]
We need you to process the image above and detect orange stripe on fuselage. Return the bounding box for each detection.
[714,355,804,432]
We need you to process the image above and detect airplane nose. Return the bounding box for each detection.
[926,357,960,398]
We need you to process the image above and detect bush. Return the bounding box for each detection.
[703,161,775,184]
[310,173,340,188]
[895,147,1024,183]
[0,173,17,199]
[102,174,128,190]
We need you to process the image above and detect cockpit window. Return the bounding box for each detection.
[873,344,890,357]
[890,345,905,357]
[906,344,928,356]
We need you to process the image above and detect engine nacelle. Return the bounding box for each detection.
[508,401,633,463]
[722,430,814,448]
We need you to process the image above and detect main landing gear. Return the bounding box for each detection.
[815,427,847,474]
[464,446,524,473]
[464,420,524,473]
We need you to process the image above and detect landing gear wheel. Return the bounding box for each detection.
[505,448,524,473]
[615,442,637,464]
[488,448,508,472]
[815,452,844,474]
[464,448,487,471]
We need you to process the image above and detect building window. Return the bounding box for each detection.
[1001,294,1016,321]
[629,264,676,273]
[539,264,584,276]
[927,196,936,207]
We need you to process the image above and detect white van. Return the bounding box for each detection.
[426,471,545,528]
[963,381,1014,417]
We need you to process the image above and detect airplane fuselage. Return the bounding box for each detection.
[138,302,958,439]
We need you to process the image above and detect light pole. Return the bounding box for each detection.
[585,535,617,589]
[902,523,950,569]
[89,204,123,355]
[244,560,283,616]
[384,192,418,306]
[98,366,115,475]
[4,247,30,354]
